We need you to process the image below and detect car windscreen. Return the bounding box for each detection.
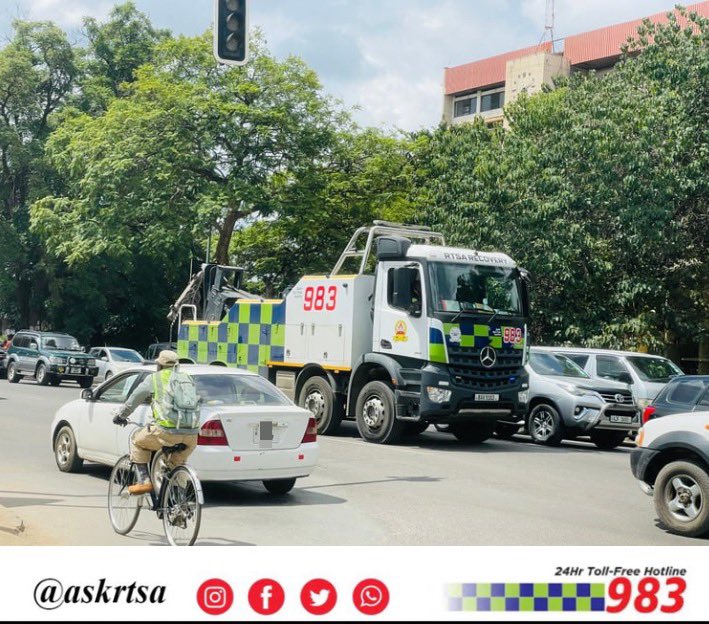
[530,352,590,378]
[429,263,523,315]
[194,374,290,407]
[626,356,683,382]
[41,335,81,351]
[110,349,143,363]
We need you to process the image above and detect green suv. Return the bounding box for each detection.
[6,331,98,388]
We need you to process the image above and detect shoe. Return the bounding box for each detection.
[128,480,154,495]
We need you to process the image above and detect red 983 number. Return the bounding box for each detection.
[503,327,523,344]
[607,576,686,614]
[303,285,337,311]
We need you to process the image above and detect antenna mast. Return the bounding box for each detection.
[544,0,556,52]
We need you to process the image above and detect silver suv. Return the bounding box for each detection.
[503,348,639,449]
[541,347,684,412]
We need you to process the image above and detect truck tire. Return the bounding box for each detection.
[590,429,627,450]
[654,460,709,537]
[298,376,343,435]
[495,423,519,440]
[450,422,495,443]
[36,363,50,386]
[78,377,93,389]
[355,381,404,444]
[528,403,564,446]
[49,376,61,386]
[7,361,22,383]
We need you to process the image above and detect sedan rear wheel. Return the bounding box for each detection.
[263,478,296,496]
[54,426,83,473]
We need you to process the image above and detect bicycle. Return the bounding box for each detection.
[107,420,204,546]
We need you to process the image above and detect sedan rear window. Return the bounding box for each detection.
[194,374,290,407]
[666,379,708,406]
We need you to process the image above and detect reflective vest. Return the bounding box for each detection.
[151,369,176,429]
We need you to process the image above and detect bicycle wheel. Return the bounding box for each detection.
[162,467,201,546]
[108,455,141,535]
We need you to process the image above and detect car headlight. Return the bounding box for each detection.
[558,382,598,398]
[426,386,452,403]
[49,356,67,365]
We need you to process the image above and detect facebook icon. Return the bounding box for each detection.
[248,579,285,615]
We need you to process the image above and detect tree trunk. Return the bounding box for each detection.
[699,337,709,376]
[214,205,245,265]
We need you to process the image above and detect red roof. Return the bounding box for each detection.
[565,1,709,66]
[445,1,709,95]
[444,42,552,95]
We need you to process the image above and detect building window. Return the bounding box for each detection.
[480,91,504,112]
[454,96,476,117]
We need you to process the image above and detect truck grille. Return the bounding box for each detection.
[447,345,524,390]
[598,390,634,405]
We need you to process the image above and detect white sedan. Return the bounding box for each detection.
[89,347,145,381]
[50,365,318,495]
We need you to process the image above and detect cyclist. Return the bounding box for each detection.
[112,350,198,495]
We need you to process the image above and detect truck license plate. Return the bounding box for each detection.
[475,393,499,402]
[610,415,632,424]
[69,367,82,374]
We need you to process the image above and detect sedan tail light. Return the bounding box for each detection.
[198,419,229,446]
[301,417,317,444]
[642,405,657,424]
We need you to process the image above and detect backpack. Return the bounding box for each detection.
[153,367,201,431]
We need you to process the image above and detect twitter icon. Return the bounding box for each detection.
[301,579,337,615]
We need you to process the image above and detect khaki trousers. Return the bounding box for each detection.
[131,423,198,466]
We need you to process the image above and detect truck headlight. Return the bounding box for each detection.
[426,386,452,403]
[49,356,67,365]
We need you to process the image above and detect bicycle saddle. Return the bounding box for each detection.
[162,443,188,454]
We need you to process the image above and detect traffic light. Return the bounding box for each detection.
[214,0,248,66]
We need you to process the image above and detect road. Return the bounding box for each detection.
[0,378,703,546]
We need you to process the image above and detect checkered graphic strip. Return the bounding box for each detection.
[446,583,605,612]
[442,322,525,350]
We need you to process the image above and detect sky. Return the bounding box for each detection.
[0,0,691,130]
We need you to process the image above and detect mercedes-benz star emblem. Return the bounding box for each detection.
[615,394,625,403]
[480,346,497,368]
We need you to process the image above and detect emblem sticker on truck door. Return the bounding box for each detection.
[394,320,408,342]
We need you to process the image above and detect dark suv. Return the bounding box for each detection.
[6,331,98,388]
[642,375,709,423]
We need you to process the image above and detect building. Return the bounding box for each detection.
[442,1,709,125]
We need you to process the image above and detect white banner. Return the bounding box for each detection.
[0,546,706,621]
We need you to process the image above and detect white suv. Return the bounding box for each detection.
[631,412,709,537]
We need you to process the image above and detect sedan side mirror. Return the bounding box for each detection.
[81,388,94,401]
[100,356,108,362]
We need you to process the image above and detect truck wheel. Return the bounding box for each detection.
[7,361,22,383]
[263,478,297,496]
[590,429,627,450]
[355,381,404,444]
[403,421,429,437]
[299,376,342,435]
[495,423,519,440]
[450,422,495,444]
[528,403,564,446]
[78,377,93,389]
[654,461,709,537]
[36,363,50,386]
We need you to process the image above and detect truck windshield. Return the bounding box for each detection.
[530,352,590,378]
[41,335,81,351]
[626,356,683,382]
[429,262,523,315]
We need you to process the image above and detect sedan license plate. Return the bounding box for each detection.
[475,393,499,402]
[609,415,632,424]
[69,367,82,374]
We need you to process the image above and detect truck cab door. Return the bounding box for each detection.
[373,262,428,361]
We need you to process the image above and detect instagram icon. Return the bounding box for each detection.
[197,579,234,615]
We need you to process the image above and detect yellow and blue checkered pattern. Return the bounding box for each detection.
[446,582,606,612]
[177,301,286,376]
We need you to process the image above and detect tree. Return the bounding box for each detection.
[0,20,78,327]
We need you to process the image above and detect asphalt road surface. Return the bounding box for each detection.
[0,377,704,546]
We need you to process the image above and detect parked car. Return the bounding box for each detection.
[6,331,98,388]
[540,347,684,412]
[0,348,7,379]
[50,365,318,494]
[502,348,638,449]
[631,411,709,537]
[145,342,177,361]
[642,375,709,423]
[89,347,145,381]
